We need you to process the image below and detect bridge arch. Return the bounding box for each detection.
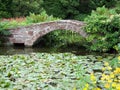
[9,20,87,47]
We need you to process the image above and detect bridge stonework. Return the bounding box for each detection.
[9,20,87,47]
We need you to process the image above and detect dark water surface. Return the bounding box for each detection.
[0,45,97,55]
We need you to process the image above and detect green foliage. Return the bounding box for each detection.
[42,0,118,20]
[74,14,88,21]
[0,21,10,35]
[26,11,60,23]
[0,21,11,45]
[109,57,120,68]
[114,1,120,13]
[0,11,60,36]
[36,30,63,47]
[0,0,119,19]
[0,19,29,45]
[36,30,85,48]
[0,11,60,32]
[0,11,11,18]
[0,0,43,18]
[42,0,91,19]
[89,0,118,9]
[0,0,13,18]
[84,6,120,52]
[0,53,116,89]
[0,20,28,35]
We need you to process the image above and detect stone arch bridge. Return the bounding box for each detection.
[9,20,87,47]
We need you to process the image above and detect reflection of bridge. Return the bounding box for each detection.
[9,20,87,47]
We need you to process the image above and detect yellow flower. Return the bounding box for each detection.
[116,84,120,90]
[85,83,89,88]
[90,73,96,83]
[110,73,115,78]
[108,79,112,83]
[107,66,112,70]
[118,56,120,60]
[102,67,106,71]
[104,62,109,66]
[101,74,106,80]
[83,88,87,90]
[112,82,117,87]
[101,74,110,81]
[114,68,120,74]
[83,83,89,90]
[104,83,110,89]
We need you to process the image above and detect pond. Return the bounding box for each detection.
[0,51,118,90]
[0,45,92,55]
[0,44,118,90]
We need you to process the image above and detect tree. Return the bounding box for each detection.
[0,0,13,18]
[42,0,89,19]
[0,0,43,18]
[42,0,119,19]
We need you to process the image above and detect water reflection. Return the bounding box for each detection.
[0,46,46,55]
[0,45,91,55]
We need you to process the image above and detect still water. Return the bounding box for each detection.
[0,45,95,55]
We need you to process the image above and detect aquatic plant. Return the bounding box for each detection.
[0,53,119,90]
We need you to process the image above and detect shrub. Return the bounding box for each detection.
[35,30,81,47]
[0,11,11,18]
[0,21,11,45]
[115,1,120,13]
[0,21,10,35]
[74,14,88,21]
[84,6,120,52]
[26,11,60,24]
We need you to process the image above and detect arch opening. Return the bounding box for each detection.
[14,43,25,47]
[33,29,87,49]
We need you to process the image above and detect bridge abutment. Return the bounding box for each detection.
[24,40,34,47]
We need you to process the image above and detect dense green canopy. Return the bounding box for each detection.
[42,0,117,19]
[0,0,43,18]
[0,0,118,18]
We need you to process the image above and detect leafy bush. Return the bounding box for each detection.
[35,30,85,48]
[84,6,120,52]
[0,0,43,18]
[42,0,118,20]
[26,11,60,23]
[115,1,120,14]
[89,0,118,9]
[0,21,11,45]
[0,11,12,18]
[74,14,88,21]
[0,20,25,36]
[0,21,11,35]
